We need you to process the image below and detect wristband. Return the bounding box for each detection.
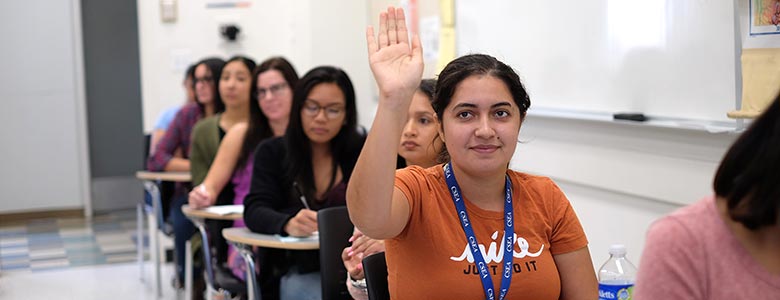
[348,273,367,290]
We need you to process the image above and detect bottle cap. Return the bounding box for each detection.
[609,244,627,256]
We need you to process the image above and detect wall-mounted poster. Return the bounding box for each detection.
[751,0,780,35]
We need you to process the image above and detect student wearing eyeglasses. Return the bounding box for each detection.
[186,56,255,293]
[147,57,225,288]
[188,57,299,281]
[243,66,365,300]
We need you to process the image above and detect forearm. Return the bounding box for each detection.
[243,197,293,235]
[149,129,166,156]
[200,140,242,199]
[164,157,190,172]
[347,100,408,237]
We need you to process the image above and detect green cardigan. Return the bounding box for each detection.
[189,114,222,186]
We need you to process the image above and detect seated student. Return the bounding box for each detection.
[341,79,442,299]
[191,56,255,186]
[146,57,225,287]
[243,66,364,300]
[149,64,197,156]
[634,96,780,299]
[347,7,598,300]
[186,56,255,280]
[188,57,299,281]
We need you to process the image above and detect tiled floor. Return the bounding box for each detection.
[0,209,147,273]
[0,210,183,299]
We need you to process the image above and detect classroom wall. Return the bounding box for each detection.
[137,0,374,133]
[136,1,745,271]
[511,115,737,270]
[0,0,90,214]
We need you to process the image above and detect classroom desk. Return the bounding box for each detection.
[135,171,191,297]
[181,204,242,300]
[222,227,319,300]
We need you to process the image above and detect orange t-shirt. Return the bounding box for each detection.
[388,165,588,300]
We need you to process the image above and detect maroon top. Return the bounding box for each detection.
[146,103,201,195]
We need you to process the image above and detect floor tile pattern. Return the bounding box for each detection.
[0,209,148,273]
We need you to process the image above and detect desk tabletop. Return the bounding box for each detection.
[182,204,243,221]
[222,227,319,250]
[135,171,191,182]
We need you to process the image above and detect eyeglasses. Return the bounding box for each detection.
[194,76,213,85]
[302,101,345,119]
[255,82,288,99]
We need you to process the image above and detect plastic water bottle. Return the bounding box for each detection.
[598,244,637,300]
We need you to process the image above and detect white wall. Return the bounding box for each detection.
[511,115,737,270]
[0,0,90,214]
[138,0,375,132]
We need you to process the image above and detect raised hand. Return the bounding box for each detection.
[366,6,424,102]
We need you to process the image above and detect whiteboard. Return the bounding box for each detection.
[456,0,737,122]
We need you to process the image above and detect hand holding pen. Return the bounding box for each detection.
[284,182,318,237]
[294,181,311,210]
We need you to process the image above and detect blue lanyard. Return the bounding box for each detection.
[444,163,514,300]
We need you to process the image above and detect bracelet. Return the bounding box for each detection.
[348,273,367,290]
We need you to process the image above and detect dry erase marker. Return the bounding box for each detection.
[613,113,647,122]
[293,181,310,210]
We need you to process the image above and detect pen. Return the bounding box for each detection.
[293,181,310,210]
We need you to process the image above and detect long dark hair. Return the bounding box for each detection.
[237,57,299,169]
[194,57,226,115]
[433,54,531,162]
[713,95,780,230]
[284,66,361,201]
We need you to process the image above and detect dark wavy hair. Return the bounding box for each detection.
[284,66,361,201]
[237,57,299,169]
[714,95,780,230]
[418,78,435,100]
[432,54,531,162]
[193,57,226,115]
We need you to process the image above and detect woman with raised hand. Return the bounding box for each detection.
[341,78,442,300]
[188,57,299,280]
[347,7,598,300]
[243,66,364,300]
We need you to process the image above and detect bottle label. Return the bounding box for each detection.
[598,283,634,300]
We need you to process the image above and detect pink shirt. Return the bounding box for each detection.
[634,195,780,300]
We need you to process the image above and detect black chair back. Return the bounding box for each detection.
[317,206,354,300]
[363,252,389,300]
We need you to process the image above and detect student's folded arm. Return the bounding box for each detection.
[148,107,192,172]
[149,129,166,156]
[147,116,183,171]
[243,139,294,235]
